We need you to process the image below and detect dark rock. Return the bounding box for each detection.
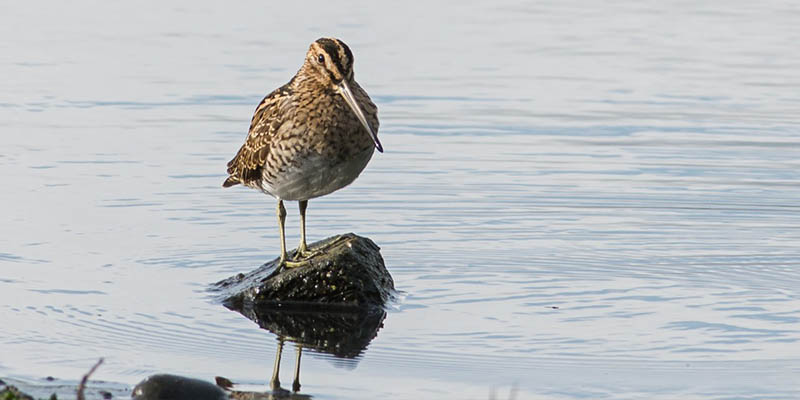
[214,233,394,311]
[213,377,233,390]
[132,374,226,400]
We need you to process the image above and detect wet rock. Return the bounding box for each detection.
[132,374,226,400]
[214,233,394,311]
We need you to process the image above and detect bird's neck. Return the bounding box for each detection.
[290,64,322,91]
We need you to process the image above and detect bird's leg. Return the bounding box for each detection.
[276,200,289,266]
[291,344,302,393]
[294,200,320,260]
[296,200,309,256]
[279,200,309,268]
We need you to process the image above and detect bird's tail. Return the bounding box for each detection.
[222,176,240,187]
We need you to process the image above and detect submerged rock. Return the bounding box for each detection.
[132,374,226,400]
[214,233,395,311]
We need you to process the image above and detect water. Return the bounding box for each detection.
[2,1,800,398]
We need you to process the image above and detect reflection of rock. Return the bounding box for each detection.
[216,270,388,398]
[237,306,387,359]
[214,233,394,310]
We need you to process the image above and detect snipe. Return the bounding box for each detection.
[223,38,382,268]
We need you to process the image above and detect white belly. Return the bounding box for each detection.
[260,147,374,201]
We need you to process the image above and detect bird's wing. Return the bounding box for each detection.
[223,85,294,187]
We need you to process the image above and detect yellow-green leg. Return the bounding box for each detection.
[295,200,320,260]
[276,200,289,266]
[278,200,310,268]
[297,200,309,256]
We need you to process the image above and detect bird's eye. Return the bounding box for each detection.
[317,54,325,63]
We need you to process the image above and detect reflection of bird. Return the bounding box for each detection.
[219,339,311,400]
[223,38,382,268]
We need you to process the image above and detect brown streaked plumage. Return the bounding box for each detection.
[223,37,382,267]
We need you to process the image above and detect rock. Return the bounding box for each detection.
[132,374,226,400]
[214,233,395,311]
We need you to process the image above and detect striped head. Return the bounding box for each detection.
[307,37,354,84]
[303,37,383,153]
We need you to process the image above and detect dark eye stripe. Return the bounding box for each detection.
[316,38,345,77]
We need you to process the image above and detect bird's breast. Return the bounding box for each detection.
[260,145,374,201]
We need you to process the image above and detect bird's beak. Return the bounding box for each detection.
[337,80,383,153]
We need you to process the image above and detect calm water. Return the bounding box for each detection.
[2,1,800,399]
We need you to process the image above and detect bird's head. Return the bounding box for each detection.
[304,37,383,153]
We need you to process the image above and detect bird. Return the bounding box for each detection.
[222,37,382,268]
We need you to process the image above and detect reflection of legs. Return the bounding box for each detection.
[292,345,303,392]
[270,338,284,391]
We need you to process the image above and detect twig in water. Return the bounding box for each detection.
[76,358,104,400]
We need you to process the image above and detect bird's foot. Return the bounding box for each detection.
[277,245,319,269]
[282,259,308,268]
[278,255,307,269]
[293,241,322,260]
[293,248,321,261]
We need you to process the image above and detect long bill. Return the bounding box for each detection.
[337,80,383,153]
